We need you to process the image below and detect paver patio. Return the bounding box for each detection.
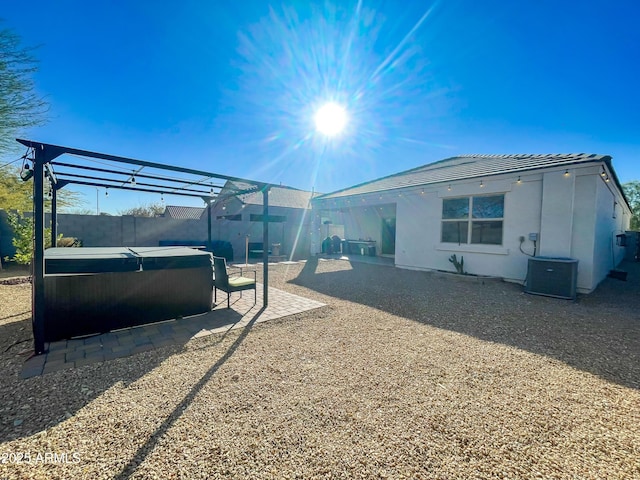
[21,282,325,378]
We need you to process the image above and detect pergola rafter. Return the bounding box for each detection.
[17,139,275,355]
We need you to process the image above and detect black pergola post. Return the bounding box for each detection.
[32,148,46,354]
[262,187,269,307]
[207,201,212,248]
[51,187,58,247]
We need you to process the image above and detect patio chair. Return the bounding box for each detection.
[213,256,257,308]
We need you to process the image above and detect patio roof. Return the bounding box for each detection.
[16,138,282,355]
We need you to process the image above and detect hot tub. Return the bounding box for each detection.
[44,247,214,341]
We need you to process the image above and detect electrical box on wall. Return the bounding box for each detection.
[528,233,538,241]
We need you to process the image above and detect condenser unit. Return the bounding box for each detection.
[525,257,578,300]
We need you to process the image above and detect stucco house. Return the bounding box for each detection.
[209,181,317,261]
[311,154,632,294]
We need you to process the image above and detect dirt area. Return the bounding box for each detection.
[0,262,31,283]
[0,258,639,479]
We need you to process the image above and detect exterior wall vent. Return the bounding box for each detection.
[525,257,579,300]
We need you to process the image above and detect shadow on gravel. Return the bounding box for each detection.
[291,257,640,390]
[0,317,180,444]
[113,307,264,480]
[0,303,245,443]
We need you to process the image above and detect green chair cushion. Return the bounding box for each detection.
[229,277,256,288]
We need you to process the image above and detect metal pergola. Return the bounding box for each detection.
[17,139,277,355]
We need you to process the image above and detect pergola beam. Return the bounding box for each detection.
[56,173,215,196]
[53,161,227,190]
[17,139,268,189]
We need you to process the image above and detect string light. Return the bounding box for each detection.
[601,167,606,177]
[479,180,484,188]
[105,187,109,197]
[447,185,451,191]
[563,169,570,177]
[516,176,521,184]
[130,173,136,185]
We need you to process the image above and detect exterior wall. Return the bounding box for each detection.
[539,171,575,257]
[0,210,13,260]
[1,204,313,262]
[395,176,532,280]
[53,214,207,247]
[570,174,597,290]
[591,174,630,287]
[312,162,632,294]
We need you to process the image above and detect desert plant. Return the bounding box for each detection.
[6,212,62,265]
[448,254,466,274]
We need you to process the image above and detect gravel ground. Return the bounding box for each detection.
[1,258,639,479]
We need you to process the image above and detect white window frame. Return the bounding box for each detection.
[441,195,504,245]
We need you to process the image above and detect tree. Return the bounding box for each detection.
[622,181,640,230]
[118,202,165,217]
[0,23,47,154]
[0,163,32,211]
[0,163,84,212]
[0,25,84,267]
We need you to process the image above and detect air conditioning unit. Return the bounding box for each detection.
[525,257,578,300]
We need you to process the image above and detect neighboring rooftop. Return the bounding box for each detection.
[314,153,614,200]
[219,180,319,209]
[162,205,206,220]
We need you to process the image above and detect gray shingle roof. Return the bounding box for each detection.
[163,205,205,219]
[218,181,318,209]
[315,153,612,200]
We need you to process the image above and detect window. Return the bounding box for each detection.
[441,195,504,245]
[217,214,242,221]
[250,214,287,223]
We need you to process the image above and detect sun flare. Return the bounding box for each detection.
[314,102,348,136]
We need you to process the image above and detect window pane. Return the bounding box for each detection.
[472,195,504,219]
[442,198,469,219]
[471,221,503,244]
[250,214,287,223]
[441,221,469,243]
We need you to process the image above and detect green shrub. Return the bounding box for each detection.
[6,212,62,265]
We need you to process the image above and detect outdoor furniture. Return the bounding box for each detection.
[343,239,376,256]
[213,256,257,308]
[248,242,270,258]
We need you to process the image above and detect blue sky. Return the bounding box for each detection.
[2,0,639,213]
